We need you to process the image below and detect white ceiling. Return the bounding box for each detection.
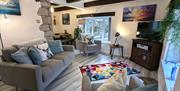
[51,0,97,9]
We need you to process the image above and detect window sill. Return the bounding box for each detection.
[101,41,111,44]
[162,61,180,91]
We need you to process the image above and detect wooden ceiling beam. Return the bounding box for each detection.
[54,6,76,12]
[84,0,134,7]
[66,0,81,3]
[77,12,115,18]
[51,3,60,6]
[54,0,135,12]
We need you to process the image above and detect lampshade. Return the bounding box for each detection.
[136,31,140,35]
[115,32,120,37]
[50,7,54,13]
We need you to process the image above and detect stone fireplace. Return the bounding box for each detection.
[37,0,54,40]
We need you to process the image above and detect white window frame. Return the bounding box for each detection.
[79,17,111,42]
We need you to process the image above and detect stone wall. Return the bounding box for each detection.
[37,0,54,40]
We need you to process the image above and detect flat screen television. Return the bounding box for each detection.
[136,21,162,41]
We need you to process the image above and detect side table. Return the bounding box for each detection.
[109,44,124,59]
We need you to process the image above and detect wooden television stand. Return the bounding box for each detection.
[130,39,163,71]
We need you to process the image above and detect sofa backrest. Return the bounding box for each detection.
[2,46,18,62]
[2,38,47,62]
[13,38,47,49]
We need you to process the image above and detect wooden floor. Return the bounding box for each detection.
[0,54,157,91]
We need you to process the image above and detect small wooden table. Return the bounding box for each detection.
[109,44,124,59]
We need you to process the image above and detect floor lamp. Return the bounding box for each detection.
[0,14,10,49]
[0,34,3,49]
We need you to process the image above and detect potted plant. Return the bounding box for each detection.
[161,0,180,81]
[74,26,82,40]
[160,0,180,45]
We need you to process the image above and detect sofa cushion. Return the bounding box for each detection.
[36,48,49,61]
[41,59,64,82]
[52,52,75,65]
[48,40,64,54]
[87,44,99,51]
[35,43,54,58]
[131,84,158,91]
[28,47,42,65]
[11,47,33,64]
[2,46,18,62]
[128,76,144,90]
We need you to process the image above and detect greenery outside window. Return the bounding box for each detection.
[165,9,180,63]
[162,8,180,91]
[79,17,111,42]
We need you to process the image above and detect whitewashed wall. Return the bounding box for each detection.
[0,0,44,48]
[53,0,170,57]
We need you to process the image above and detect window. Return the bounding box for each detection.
[165,9,180,63]
[79,17,111,41]
[162,9,180,91]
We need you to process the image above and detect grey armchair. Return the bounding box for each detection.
[76,40,101,55]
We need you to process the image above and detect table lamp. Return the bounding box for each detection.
[114,32,120,46]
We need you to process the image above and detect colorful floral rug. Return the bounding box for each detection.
[79,61,138,81]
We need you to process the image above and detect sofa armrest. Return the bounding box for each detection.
[82,75,92,91]
[85,44,100,51]
[63,45,75,52]
[94,40,101,45]
[94,40,101,48]
[0,63,43,91]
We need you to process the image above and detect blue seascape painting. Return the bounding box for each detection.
[0,0,21,15]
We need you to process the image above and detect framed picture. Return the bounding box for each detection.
[0,0,21,15]
[123,4,157,22]
[62,13,70,25]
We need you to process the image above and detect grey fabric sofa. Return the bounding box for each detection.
[0,38,75,91]
[76,40,101,55]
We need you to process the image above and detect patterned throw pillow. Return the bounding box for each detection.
[36,49,48,61]
[34,43,54,61]
[28,43,54,65]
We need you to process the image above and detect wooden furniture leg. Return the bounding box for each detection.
[110,47,112,55]
[111,48,115,59]
[121,47,124,58]
[16,87,18,91]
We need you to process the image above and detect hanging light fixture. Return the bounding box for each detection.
[50,6,54,13]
